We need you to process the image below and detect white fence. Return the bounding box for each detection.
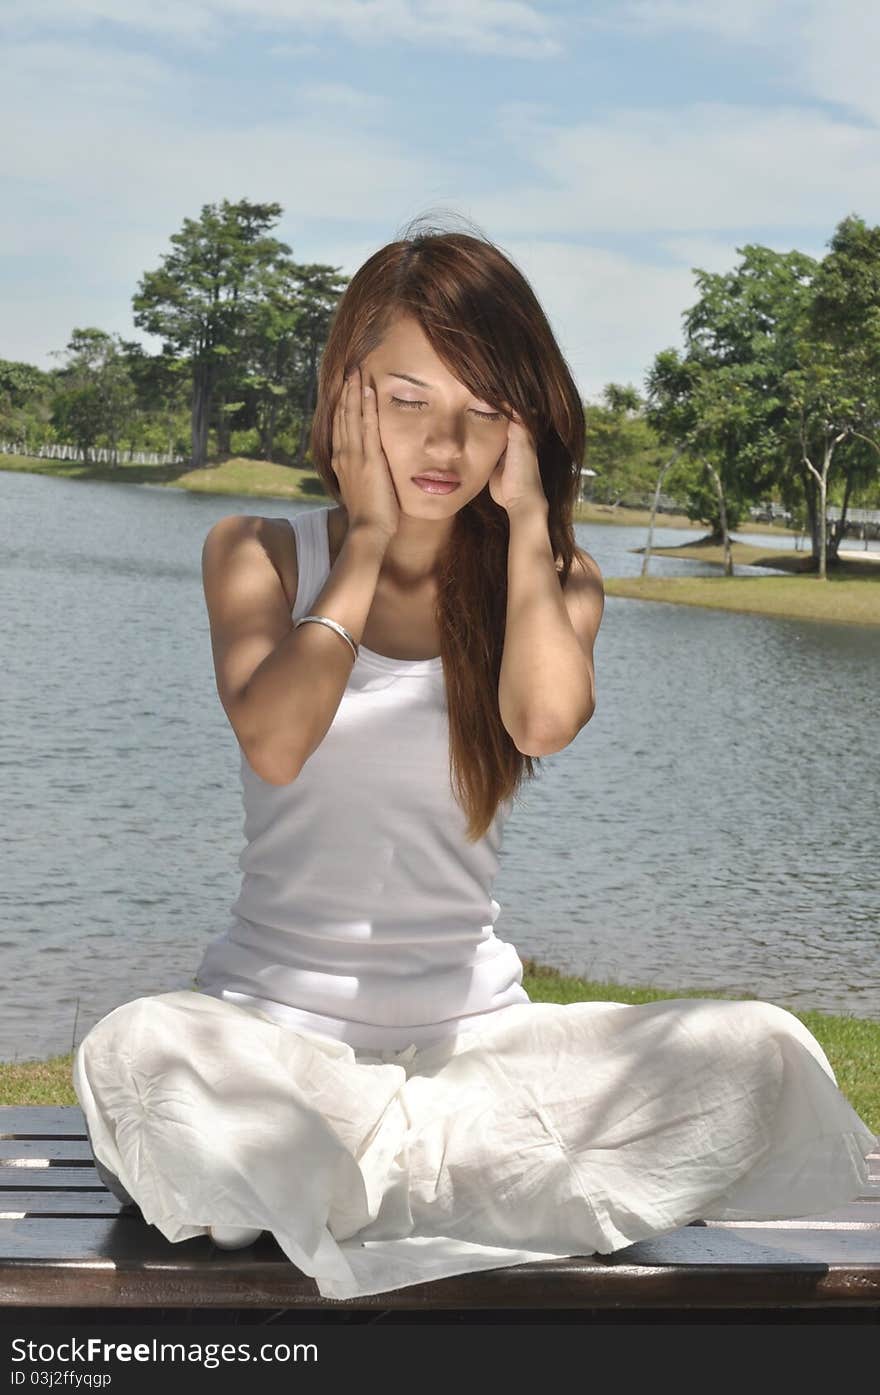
[827,506,880,524]
[0,441,186,466]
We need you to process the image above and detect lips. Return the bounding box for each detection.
[412,473,460,482]
[412,475,461,494]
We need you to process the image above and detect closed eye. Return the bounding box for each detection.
[390,396,503,422]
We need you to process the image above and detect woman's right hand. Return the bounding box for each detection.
[331,364,401,544]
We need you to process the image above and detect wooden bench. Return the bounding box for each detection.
[2,1106,878,1323]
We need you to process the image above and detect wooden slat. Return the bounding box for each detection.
[1,1106,877,1310]
[0,1139,96,1162]
[0,1167,114,1190]
[0,1192,129,1217]
[709,1203,880,1226]
[0,1107,87,1137]
[621,1224,880,1265]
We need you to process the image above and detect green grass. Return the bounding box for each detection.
[2,960,876,1134]
[605,536,879,626]
[0,450,327,501]
[605,572,878,626]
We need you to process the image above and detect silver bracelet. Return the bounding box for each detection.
[294,614,359,662]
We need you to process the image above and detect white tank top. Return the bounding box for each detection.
[194,504,530,1049]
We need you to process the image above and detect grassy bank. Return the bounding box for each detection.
[2,961,877,1133]
[605,537,879,626]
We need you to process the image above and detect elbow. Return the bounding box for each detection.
[514,701,596,757]
[261,765,302,787]
[244,738,303,786]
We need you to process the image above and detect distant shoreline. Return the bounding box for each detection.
[0,449,803,534]
[4,451,876,625]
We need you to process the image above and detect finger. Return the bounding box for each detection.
[362,378,380,446]
[331,377,345,457]
[344,366,361,438]
[337,373,351,455]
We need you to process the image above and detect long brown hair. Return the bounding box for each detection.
[309,214,587,841]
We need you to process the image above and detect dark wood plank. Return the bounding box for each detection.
[621,1225,880,1264]
[0,1192,128,1217]
[0,1139,95,1162]
[0,1167,114,1190]
[0,1108,86,1137]
[710,1204,880,1225]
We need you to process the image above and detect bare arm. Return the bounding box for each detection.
[202,513,389,785]
[498,501,603,756]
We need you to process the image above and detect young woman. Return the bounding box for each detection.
[73,223,875,1302]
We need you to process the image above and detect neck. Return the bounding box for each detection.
[370,509,456,592]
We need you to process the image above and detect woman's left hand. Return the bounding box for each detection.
[488,411,547,514]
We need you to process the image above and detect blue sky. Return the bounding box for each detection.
[3,0,879,403]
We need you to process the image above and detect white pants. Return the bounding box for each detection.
[73,989,876,1300]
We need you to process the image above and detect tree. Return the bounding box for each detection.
[584,383,665,506]
[0,359,50,448]
[684,249,819,543]
[132,199,292,469]
[800,214,880,569]
[118,340,191,458]
[50,328,136,464]
[238,259,349,462]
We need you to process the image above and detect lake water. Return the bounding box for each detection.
[1,469,878,1061]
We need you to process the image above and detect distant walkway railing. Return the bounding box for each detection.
[0,441,186,466]
[827,506,880,525]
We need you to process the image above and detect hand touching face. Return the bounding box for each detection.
[487,411,547,515]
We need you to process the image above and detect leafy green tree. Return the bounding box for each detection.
[584,383,666,504]
[675,228,880,575]
[642,346,735,569]
[684,249,818,535]
[799,214,880,570]
[132,199,292,468]
[50,328,136,464]
[237,259,348,463]
[0,359,50,449]
[118,341,190,457]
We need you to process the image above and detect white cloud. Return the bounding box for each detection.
[796,0,880,123]
[3,1,220,44]
[295,81,389,115]
[659,234,828,273]
[589,0,809,43]
[587,1,880,125]
[484,100,880,231]
[2,0,564,57]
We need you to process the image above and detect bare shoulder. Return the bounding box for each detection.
[264,507,347,607]
[202,514,298,610]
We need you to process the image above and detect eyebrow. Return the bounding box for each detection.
[386,372,435,388]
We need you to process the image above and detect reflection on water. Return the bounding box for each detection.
[0,472,877,1058]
